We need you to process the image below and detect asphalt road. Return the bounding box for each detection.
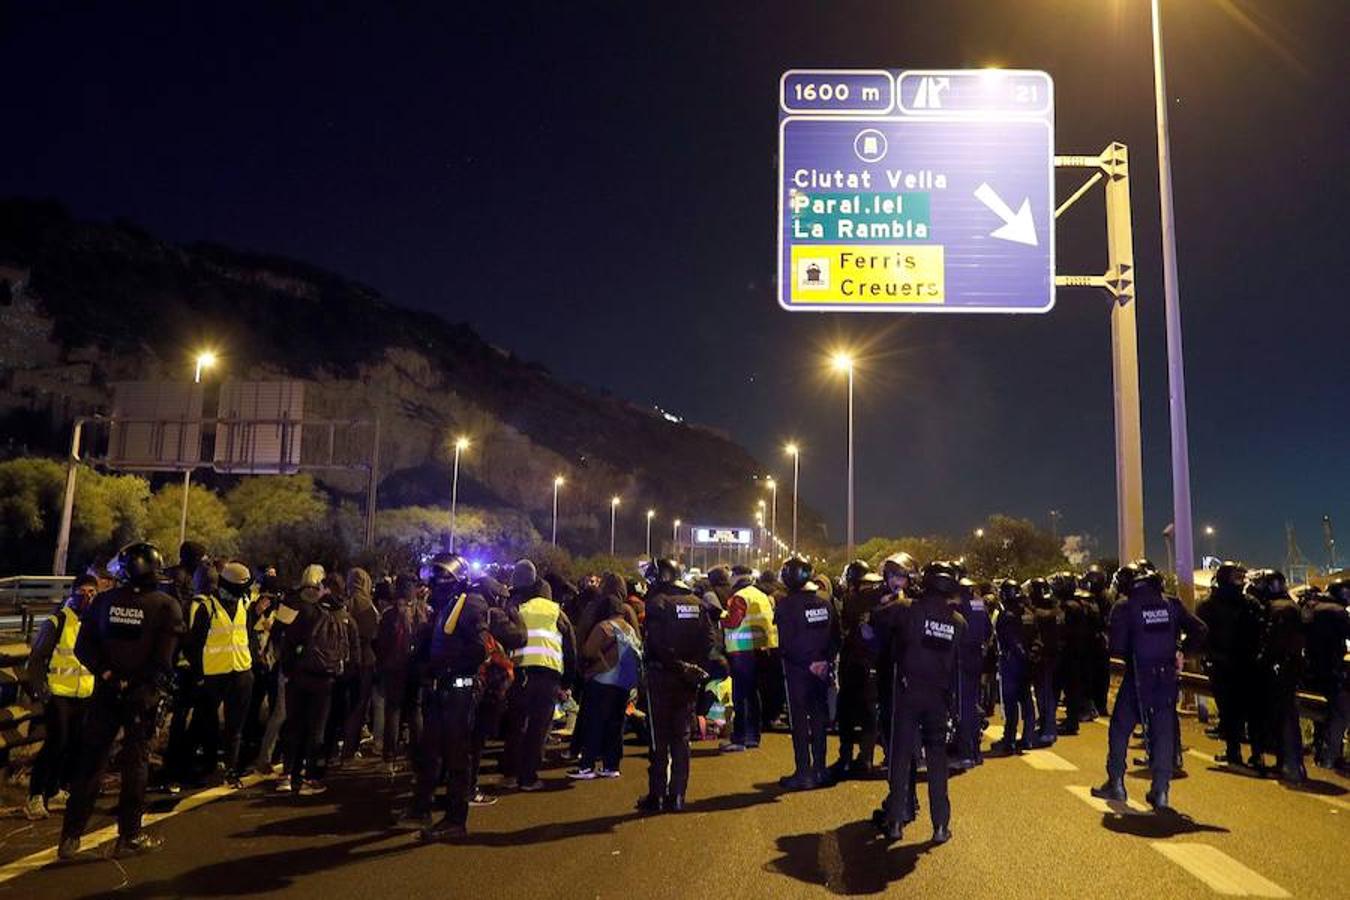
[2,711,1347,899]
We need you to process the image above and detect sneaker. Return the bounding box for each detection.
[420,819,467,842]
[225,774,245,790]
[274,780,294,794]
[149,781,182,796]
[112,832,164,858]
[297,780,328,796]
[23,796,48,821]
[719,742,747,753]
[57,837,80,861]
[566,767,597,780]
[469,791,499,807]
[597,768,622,779]
[517,779,544,792]
[48,790,70,810]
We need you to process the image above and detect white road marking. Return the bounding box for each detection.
[1065,784,1149,813]
[1151,842,1291,897]
[1186,749,1350,811]
[1021,749,1078,771]
[0,773,268,885]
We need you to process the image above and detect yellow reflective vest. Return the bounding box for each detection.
[47,607,94,699]
[194,595,252,676]
[513,597,564,672]
[724,585,778,653]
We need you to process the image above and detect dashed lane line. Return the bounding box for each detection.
[1151,842,1291,897]
[1020,749,1079,771]
[1185,749,1350,812]
[0,772,269,885]
[1064,784,1149,814]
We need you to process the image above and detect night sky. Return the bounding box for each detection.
[3,1,1347,567]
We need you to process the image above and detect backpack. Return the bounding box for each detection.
[479,633,515,701]
[301,604,352,676]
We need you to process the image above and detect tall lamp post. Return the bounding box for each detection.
[1203,524,1216,560]
[831,352,856,560]
[180,350,217,547]
[610,496,620,556]
[1149,0,1196,605]
[784,443,800,555]
[766,477,778,551]
[646,509,655,558]
[551,475,564,546]
[672,518,681,561]
[448,436,470,552]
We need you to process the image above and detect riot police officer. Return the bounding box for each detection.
[637,558,719,813]
[877,560,965,843]
[1050,571,1091,736]
[1306,579,1349,770]
[1092,560,1206,809]
[1249,569,1306,783]
[1079,566,1113,718]
[872,552,918,758]
[405,553,489,840]
[953,578,991,768]
[1196,561,1262,766]
[775,556,840,790]
[59,543,184,860]
[831,559,884,778]
[1026,577,1064,747]
[992,579,1036,754]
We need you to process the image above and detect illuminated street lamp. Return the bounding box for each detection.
[784,442,800,554]
[449,436,470,551]
[831,352,856,559]
[552,476,565,546]
[610,496,621,556]
[974,528,985,539]
[646,509,656,557]
[1204,524,1216,559]
[672,518,681,561]
[180,349,219,547]
[765,477,778,550]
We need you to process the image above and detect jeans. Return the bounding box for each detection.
[285,675,334,787]
[30,695,87,800]
[728,652,761,746]
[579,680,628,772]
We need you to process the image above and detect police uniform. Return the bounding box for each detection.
[1029,589,1064,746]
[61,579,183,852]
[882,586,965,839]
[954,589,991,765]
[1196,576,1263,764]
[835,580,883,773]
[412,584,489,837]
[1056,584,1093,735]
[1099,577,1206,806]
[994,594,1036,752]
[1259,595,1307,781]
[775,581,840,787]
[1304,587,1350,769]
[639,579,718,811]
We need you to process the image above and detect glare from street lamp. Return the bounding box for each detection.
[1204,525,1215,536]
[455,436,470,451]
[974,528,985,538]
[830,351,855,373]
[766,477,776,489]
[784,442,799,457]
[195,350,218,370]
[673,518,681,527]
[611,496,621,507]
[647,509,655,519]
[554,475,565,487]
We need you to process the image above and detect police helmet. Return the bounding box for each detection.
[881,552,917,585]
[780,555,814,592]
[1048,571,1077,598]
[1324,578,1350,605]
[1247,568,1288,602]
[1213,560,1248,591]
[647,557,684,586]
[420,553,469,591]
[843,559,873,589]
[1113,558,1161,595]
[111,542,164,589]
[1080,565,1108,593]
[219,561,253,598]
[997,578,1024,604]
[957,577,977,603]
[921,560,963,596]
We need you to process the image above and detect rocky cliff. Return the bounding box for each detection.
[0,199,810,555]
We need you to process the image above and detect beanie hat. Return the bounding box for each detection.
[511,558,538,590]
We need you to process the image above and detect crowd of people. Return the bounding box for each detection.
[19,538,1349,860]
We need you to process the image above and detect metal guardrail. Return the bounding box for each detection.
[1109,657,1330,717]
[0,576,72,636]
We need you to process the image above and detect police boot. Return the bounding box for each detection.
[932,824,952,844]
[1091,777,1127,802]
[1145,787,1170,810]
[664,793,685,813]
[421,818,468,842]
[881,819,903,842]
[57,837,80,861]
[113,832,165,858]
[1280,763,1307,785]
[635,794,664,814]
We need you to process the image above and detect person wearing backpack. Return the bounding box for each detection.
[569,582,642,780]
[278,565,352,795]
[376,574,425,769]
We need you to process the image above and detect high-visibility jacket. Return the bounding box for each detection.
[725,585,778,652]
[48,607,94,699]
[513,597,563,672]
[195,595,252,676]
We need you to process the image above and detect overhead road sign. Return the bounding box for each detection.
[691,526,754,548]
[107,381,204,471]
[778,68,1054,313]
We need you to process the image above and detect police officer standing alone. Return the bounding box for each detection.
[1092,560,1206,810]
[637,558,718,813]
[403,554,489,840]
[59,542,184,860]
[775,556,840,790]
[877,561,965,843]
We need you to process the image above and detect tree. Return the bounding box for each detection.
[146,482,239,560]
[963,515,1068,582]
[375,505,542,564]
[225,474,327,535]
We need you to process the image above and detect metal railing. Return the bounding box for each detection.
[0,576,71,636]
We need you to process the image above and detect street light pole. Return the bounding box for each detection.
[785,443,800,555]
[831,353,856,560]
[767,477,778,555]
[552,475,564,546]
[610,497,620,556]
[1150,0,1196,605]
[449,436,469,552]
[646,509,655,558]
[672,518,681,561]
[180,350,217,548]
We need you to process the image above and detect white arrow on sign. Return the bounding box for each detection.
[974,182,1038,246]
